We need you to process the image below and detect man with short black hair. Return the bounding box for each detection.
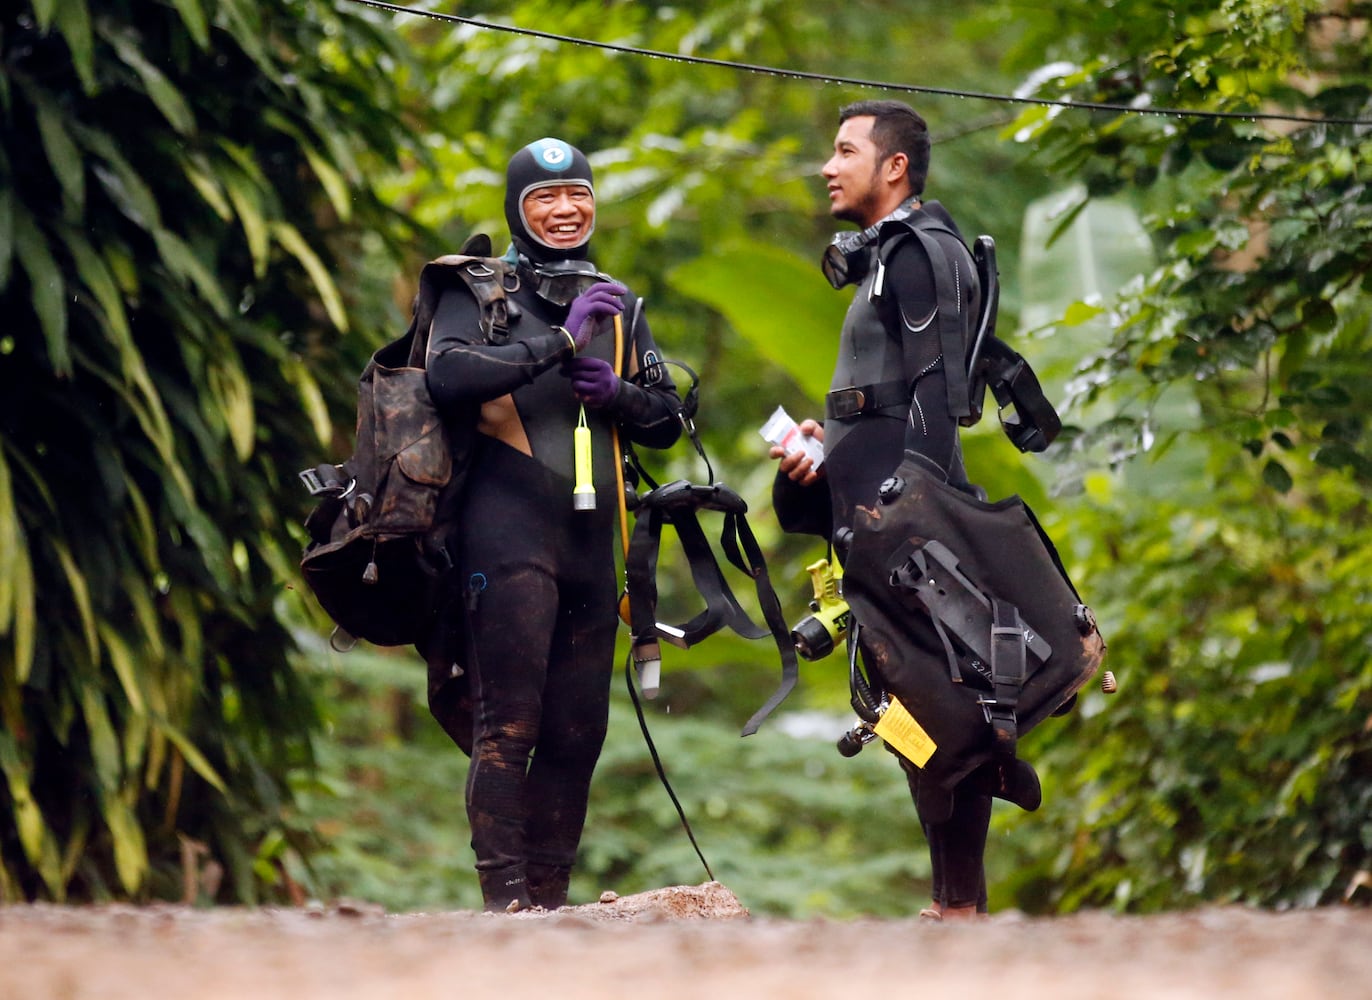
[771,100,1036,920]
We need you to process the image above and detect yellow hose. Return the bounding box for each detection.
[612,313,632,624]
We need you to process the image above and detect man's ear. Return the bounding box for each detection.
[884,151,909,187]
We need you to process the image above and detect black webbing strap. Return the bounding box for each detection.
[623,480,799,736]
[980,338,1063,453]
[887,539,1047,753]
[723,508,799,736]
[824,379,912,419]
[986,597,1027,758]
[625,485,765,648]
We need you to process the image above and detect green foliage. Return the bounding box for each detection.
[0,0,425,901]
[19,0,1368,920]
[997,0,1372,909]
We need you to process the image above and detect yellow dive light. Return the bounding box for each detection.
[573,406,596,510]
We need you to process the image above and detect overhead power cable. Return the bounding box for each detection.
[342,0,1372,128]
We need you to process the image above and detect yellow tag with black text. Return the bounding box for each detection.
[873,696,937,767]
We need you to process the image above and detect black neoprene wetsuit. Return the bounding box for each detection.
[775,202,991,912]
[423,261,681,910]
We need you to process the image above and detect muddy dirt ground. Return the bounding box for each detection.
[3,882,1370,999]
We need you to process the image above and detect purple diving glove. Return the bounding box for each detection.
[564,355,621,408]
[564,281,627,351]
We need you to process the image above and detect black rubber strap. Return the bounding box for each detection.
[824,380,912,419]
[987,597,1026,757]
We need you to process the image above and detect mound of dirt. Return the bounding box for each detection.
[525,880,750,922]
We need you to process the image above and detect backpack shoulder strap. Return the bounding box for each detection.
[877,213,976,421]
[410,249,521,364]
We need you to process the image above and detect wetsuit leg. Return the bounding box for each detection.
[906,765,991,912]
[522,558,617,907]
[458,441,617,909]
[458,448,559,905]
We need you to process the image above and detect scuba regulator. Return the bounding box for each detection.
[790,556,851,661]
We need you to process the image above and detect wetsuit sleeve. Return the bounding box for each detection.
[605,304,683,451]
[425,286,574,412]
[772,471,832,538]
[882,236,961,475]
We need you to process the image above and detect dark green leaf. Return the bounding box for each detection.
[1262,459,1293,492]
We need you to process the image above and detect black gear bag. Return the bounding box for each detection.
[840,455,1106,791]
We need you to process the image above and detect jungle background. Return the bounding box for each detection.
[1,0,1369,922]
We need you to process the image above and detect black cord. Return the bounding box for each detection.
[624,655,716,883]
[341,0,1372,128]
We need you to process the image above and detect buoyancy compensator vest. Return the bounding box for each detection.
[874,212,1061,451]
[839,453,1106,791]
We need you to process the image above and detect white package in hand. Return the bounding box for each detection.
[760,405,824,469]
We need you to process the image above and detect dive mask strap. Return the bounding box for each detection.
[820,196,922,289]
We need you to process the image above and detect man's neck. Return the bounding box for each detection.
[859,194,921,231]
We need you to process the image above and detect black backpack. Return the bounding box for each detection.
[878,213,1062,453]
[298,246,517,648]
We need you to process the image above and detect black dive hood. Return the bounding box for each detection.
[504,137,596,264]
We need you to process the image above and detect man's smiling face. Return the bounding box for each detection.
[522,184,595,250]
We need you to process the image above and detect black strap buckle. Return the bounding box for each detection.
[826,387,867,418]
[298,464,352,499]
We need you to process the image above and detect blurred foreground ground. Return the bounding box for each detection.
[3,882,1370,999]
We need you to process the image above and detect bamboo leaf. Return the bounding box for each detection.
[76,125,163,233]
[208,357,257,461]
[164,587,204,677]
[58,819,90,888]
[80,683,122,793]
[0,449,37,683]
[283,354,335,447]
[263,110,352,222]
[124,575,165,665]
[53,540,99,665]
[54,0,96,95]
[155,719,228,794]
[32,0,58,31]
[122,712,149,784]
[11,205,70,376]
[123,476,161,573]
[149,228,232,317]
[66,229,131,346]
[103,28,196,135]
[182,157,233,221]
[216,0,277,83]
[0,187,12,286]
[301,142,353,223]
[168,0,210,48]
[270,221,349,331]
[75,348,197,510]
[102,794,149,894]
[222,171,271,279]
[97,622,148,717]
[30,88,86,212]
[0,446,17,632]
[0,732,63,896]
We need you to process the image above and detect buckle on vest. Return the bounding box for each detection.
[827,387,867,418]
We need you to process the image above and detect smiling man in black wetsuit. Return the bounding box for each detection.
[422,138,682,912]
[770,100,1037,922]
